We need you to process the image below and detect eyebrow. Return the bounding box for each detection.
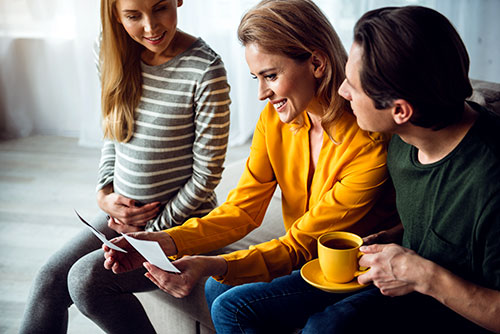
[121,0,166,13]
[250,67,276,76]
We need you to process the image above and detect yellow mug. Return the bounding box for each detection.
[317,231,368,283]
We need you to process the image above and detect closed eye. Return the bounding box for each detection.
[264,74,276,81]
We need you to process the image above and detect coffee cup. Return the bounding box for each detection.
[317,231,368,283]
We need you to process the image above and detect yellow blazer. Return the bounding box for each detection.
[167,102,397,285]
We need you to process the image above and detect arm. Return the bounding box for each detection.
[146,58,231,231]
[358,243,500,333]
[211,116,395,285]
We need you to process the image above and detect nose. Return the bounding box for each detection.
[338,79,351,101]
[257,80,272,101]
[143,15,158,33]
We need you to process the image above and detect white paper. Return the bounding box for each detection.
[121,233,180,273]
[74,210,128,253]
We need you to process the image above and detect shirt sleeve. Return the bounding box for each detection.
[477,192,500,289]
[96,140,116,192]
[146,58,231,230]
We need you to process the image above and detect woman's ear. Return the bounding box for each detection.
[310,51,327,79]
[391,99,414,125]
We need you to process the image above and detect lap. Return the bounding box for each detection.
[304,287,492,334]
[208,270,356,331]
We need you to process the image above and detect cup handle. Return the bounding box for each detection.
[355,251,370,276]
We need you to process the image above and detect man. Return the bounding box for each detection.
[302,6,500,334]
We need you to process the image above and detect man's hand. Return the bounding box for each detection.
[357,243,432,296]
[362,224,404,245]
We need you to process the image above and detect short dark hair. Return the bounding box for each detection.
[354,6,473,130]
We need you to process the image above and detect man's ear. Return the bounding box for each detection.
[391,99,413,125]
[310,51,327,79]
[178,0,184,7]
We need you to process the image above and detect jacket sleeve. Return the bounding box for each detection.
[217,136,391,285]
[166,107,277,255]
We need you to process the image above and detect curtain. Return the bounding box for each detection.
[1,0,499,146]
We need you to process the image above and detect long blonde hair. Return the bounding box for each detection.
[99,0,143,142]
[238,0,350,138]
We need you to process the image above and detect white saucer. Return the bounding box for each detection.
[300,258,369,293]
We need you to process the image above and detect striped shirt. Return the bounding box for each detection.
[97,38,231,231]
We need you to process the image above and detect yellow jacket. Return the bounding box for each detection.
[166,102,397,285]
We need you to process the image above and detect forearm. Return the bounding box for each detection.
[418,260,500,332]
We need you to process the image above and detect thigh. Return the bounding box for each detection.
[303,286,381,334]
[305,288,492,334]
[213,270,350,332]
[69,247,157,297]
[38,211,113,282]
[205,277,234,312]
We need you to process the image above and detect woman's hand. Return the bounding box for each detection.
[144,255,228,298]
[103,231,178,274]
[97,185,161,229]
[107,216,143,233]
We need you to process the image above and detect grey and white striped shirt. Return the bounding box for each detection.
[97,38,231,231]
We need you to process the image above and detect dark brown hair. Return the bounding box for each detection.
[354,6,472,130]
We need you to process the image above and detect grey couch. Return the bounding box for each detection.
[135,79,500,334]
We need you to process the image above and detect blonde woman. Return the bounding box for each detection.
[103,0,398,332]
[19,0,230,333]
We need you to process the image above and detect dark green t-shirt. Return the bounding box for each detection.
[388,101,500,289]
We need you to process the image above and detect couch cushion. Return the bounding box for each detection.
[471,79,500,116]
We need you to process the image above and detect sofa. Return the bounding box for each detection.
[135,79,500,334]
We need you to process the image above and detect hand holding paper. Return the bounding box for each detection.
[121,233,180,273]
[74,210,128,253]
[74,210,179,274]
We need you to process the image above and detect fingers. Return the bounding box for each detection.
[359,243,390,254]
[143,262,192,298]
[109,202,161,226]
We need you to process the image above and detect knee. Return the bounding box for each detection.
[32,256,70,292]
[210,292,237,330]
[67,253,106,316]
[205,277,227,311]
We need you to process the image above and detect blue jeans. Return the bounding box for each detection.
[302,285,492,334]
[205,270,363,334]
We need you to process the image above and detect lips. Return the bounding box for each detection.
[144,31,166,45]
[273,99,287,111]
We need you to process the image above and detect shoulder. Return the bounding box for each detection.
[469,101,500,157]
[335,111,391,148]
[182,38,225,67]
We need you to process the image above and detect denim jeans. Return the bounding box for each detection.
[302,285,492,334]
[205,270,361,334]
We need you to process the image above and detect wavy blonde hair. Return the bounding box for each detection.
[99,0,143,142]
[238,0,350,139]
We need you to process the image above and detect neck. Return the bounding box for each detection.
[398,103,477,164]
[306,98,324,131]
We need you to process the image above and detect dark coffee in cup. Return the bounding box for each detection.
[322,238,358,250]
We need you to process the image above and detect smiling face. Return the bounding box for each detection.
[338,43,394,132]
[245,43,321,124]
[115,0,181,62]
